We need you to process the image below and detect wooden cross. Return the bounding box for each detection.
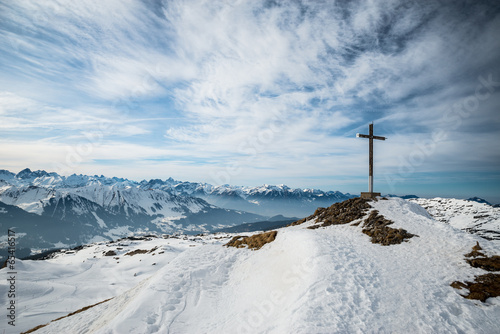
[356,123,386,197]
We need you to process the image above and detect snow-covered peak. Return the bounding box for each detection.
[61,173,135,188]
[0,169,139,189]
[139,178,177,189]
[0,169,15,180]
[0,168,352,203]
[0,168,355,217]
[16,168,50,179]
[246,184,290,195]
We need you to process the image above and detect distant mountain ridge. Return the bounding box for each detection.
[0,168,355,217]
[466,197,492,206]
[0,169,264,258]
[0,168,354,258]
[144,179,355,217]
[386,194,497,207]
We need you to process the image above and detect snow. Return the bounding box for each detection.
[92,212,108,229]
[1,198,499,333]
[103,226,134,240]
[0,169,354,213]
[87,235,111,244]
[53,242,71,249]
[0,168,357,224]
[0,185,55,215]
[409,197,500,241]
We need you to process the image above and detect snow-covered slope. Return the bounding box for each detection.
[3,197,499,334]
[0,184,57,215]
[409,197,500,240]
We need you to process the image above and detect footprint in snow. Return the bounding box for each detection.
[146,313,158,324]
[168,298,181,305]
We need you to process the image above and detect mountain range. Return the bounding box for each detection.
[0,168,354,258]
[2,168,496,262]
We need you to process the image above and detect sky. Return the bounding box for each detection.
[0,0,499,202]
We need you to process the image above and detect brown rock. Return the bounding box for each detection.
[225,231,278,250]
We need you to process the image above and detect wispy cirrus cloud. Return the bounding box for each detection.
[0,92,150,138]
[0,0,499,200]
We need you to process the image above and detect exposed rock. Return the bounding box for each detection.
[463,242,500,272]
[225,231,278,250]
[467,256,500,272]
[451,243,500,302]
[465,241,485,258]
[451,274,500,302]
[288,198,416,246]
[463,242,500,271]
[361,210,417,246]
[147,246,159,253]
[124,249,149,256]
[290,197,371,228]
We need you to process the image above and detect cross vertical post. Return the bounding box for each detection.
[356,123,386,198]
[369,123,373,193]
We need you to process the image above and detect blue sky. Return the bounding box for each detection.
[0,0,499,202]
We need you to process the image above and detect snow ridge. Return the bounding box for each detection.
[8,197,500,334]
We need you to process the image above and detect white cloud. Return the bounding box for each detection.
[0,0,499,193]
[0,92,150,138]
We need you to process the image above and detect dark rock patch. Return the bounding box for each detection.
[289,198,371,228]
[451,273,500,302]
[361,210,417,246]
[464,241,486,258]
[124,249,149,256]
[467,256,500,272]
[225,231,278,250]
[451,243,500,302]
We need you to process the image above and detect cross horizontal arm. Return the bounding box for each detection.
[356,133,386,140]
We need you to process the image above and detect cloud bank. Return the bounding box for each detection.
[0,0,499,200]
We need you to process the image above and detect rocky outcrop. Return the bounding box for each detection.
[225,231,278,250]
[362,210,417,245]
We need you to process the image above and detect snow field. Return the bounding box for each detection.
[2,197,500,333]
[0,235,215,333]
[409,197,500,241]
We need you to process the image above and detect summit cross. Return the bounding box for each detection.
[356,123,386,198]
